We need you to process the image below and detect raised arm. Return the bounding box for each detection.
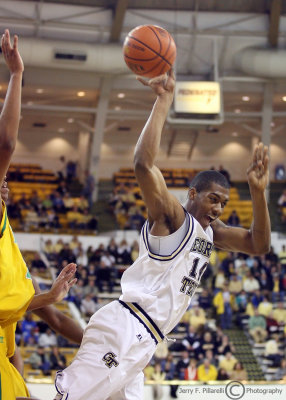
[32,277,83,344]
[0,30,23,218]
[213,143,270,255]
[135,71,185,235]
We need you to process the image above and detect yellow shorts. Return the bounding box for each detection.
[0,353,29,399]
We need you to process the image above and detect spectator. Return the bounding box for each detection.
[175,351,190,380]
[229,362,248,381]
[31,252,47,271]
[229,273,243,295]
[154,341,169,362]
[151,363,165,400]
[197,358,218,381]
[182,325,201,356]
[38,328,57,348]
[264,334,283,367]
[160,353,175,381]
[214,268,226,291]
[82,279,98,300]
[67,206,82,229]
[21,313,37,344]
[213,284,233,329]
[80,294,98,318]
[235,290,248,313]
[107,238,118,260]
[131,240,139,262]
[227,210,241,227]
[257,295,273,318]
[189,305,206,333]
[58,155,67,181]
[198,288,212,314]
[184,358,198,380]
[116,239,132,265]
[219,351,237,374]
[273,302,286,326]
[274,359,286,380]
[76,249,88,267]
[43,239,56,262]
[28,346,51,375]
[200,331,217,357]
[63,192,74,211]
[49,345,67,370]
[58,243,76,265]
[217,334,236,356]
[248,309,267,343]
[217,368,229,380]
[82,170,95,211]
[243,271,260,294]
[96,260,114,293]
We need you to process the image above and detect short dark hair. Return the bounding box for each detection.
[189,170,230,192]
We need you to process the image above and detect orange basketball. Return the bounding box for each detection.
[123,25,177,78]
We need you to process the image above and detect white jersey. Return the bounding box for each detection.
[120,211,213,335]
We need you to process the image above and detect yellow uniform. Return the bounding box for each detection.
[0,203,35,399]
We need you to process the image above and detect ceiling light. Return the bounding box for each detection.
[58,128,65,133]
[242,96,250,102]
[232,132,238,137]
[282,96,286,102]
[77,91,86,97]
[114,106,121,111]
[234,108,241,113]
[36,88,43,94]
[117,93,125,99]
[67,118,74,123]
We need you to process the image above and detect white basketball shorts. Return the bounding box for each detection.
[54,300,158,400]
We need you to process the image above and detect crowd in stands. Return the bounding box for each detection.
[19,235,286,390]
[6,181,98,233]
[108,183,147,231]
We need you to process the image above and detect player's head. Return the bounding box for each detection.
[189,170,230,193]
[187,170,230,229]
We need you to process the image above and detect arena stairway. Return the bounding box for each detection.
[224,328,265,380]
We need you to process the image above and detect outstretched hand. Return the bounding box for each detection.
[136,68,175,99]
[49,263,77,303]
[1,29,24,74]
[247,142,269,192]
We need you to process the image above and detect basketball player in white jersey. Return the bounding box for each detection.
[54,70,270,400]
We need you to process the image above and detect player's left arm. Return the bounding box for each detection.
[212,143,271,255]
[32,277,83,344]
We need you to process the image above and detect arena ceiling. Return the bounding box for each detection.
[0,0,286,163]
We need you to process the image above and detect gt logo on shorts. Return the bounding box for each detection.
[102,352,119,368]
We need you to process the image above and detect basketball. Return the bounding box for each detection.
[123,25,177,78]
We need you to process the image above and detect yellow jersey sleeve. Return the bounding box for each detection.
[0,202,35,327]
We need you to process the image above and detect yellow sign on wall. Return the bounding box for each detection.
[174,81,221,114]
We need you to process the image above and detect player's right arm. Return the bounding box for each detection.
[0,30,24,219]
[135,70,185,235]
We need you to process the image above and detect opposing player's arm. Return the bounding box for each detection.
[27,263,77,311]
[0,30,24,211]
[32,277,83,344]
[213,143,270,255]
[135,71,185,232]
